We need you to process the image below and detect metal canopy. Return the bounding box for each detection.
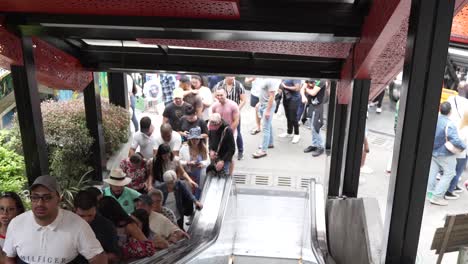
[0,0,372,78]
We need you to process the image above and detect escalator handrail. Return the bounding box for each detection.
[130,175,232,264]
[309,179,331,264]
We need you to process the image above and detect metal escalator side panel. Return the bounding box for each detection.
[176,178,235,263]
[130,176,232,264]
[308,179,332,264]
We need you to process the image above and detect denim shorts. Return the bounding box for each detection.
[250,94,259,107]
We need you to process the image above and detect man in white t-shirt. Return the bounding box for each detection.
[154,123,182,156]
[2,175,107,264]
[134,195,188,243]
[129,116,156,159]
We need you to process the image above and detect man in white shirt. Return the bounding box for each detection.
[134,195,188,243]
[154,123,182,156]
[2,175,107,264]
[129,116,156,159]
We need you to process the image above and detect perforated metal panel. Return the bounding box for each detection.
[32,37,92,91]
[0,0,240,19]
[138,39,353,58]
[452,4,468,43]
[0,26,22,69]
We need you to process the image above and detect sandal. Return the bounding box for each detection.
[250,128,261,135]
[252,151,267,159]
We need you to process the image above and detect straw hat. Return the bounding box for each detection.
[104,168,132,186]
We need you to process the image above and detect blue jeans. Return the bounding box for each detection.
[297,103,305,122]
[427,155,457,199]
[224,161,231,175]
[449,157,467,192]
[188,169,202,200]
[237,117,244,154]
[311,110,323,149]
[259,102,275,151]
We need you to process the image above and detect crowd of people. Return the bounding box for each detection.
[427,82,468,206]
[0,74,330,263]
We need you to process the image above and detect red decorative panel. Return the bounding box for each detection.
[338,0,410,103]
[0,0,240,19]
[368,18,408,101]
[138,39,353,58]
[451,4,468,44]
[32,37,92,91]
[0,24,22,69]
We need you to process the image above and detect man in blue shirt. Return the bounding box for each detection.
[427,102,466,205]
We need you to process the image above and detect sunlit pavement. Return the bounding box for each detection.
[131,93,465,263]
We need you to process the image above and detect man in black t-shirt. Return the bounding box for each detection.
[301,80,327,157]
[179,105,208,140]
[163,87,190,132]
[74,190,120,263]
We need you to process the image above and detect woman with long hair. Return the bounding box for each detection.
[179,127,210,199]
[147,143,198,190]
[97,197,155,259]
[0,192,25,258]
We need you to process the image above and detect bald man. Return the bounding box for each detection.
[154,123,182,156]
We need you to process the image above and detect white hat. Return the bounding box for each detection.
[104,168,132,186]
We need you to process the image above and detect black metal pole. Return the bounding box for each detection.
[84,73,106,182]
[328,102,348,197]
[108,72,129,109]
[382,0,455,263]
[325,81,337,152]
[11,37,49,185]
[341,79,370,198]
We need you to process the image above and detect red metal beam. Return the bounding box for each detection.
[338,0,410,103]
[340,0,468,103]
[0,0,240,20]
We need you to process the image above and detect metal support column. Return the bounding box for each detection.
[84,73,106,182]
[108,72,129,109]
[341,79,370,198]
[11,37,49,185]
[325,81,337,152]
[382,0,455,263]
[328,101,348,197]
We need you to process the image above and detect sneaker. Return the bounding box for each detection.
[291,135,300,144]
[376,107,382,113]
[278,133,293,138]
[237,152,244,160]
[360,166,374,174]
[304,146,317,153]
[445,192,460,200]
[369,101,378,107]
[429,197,449,206]
[312,148,324,157]
[454,185,464,194]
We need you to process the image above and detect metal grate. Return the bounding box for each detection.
[276,176,292,187]
[300,177,311,189]
[233,174,248,185]
[254,175,270,186]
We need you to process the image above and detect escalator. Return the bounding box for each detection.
[133,175,332,264]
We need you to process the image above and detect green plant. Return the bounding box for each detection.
[0,144,26,193]
[60,170,93,210]
[5,98,129,198]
